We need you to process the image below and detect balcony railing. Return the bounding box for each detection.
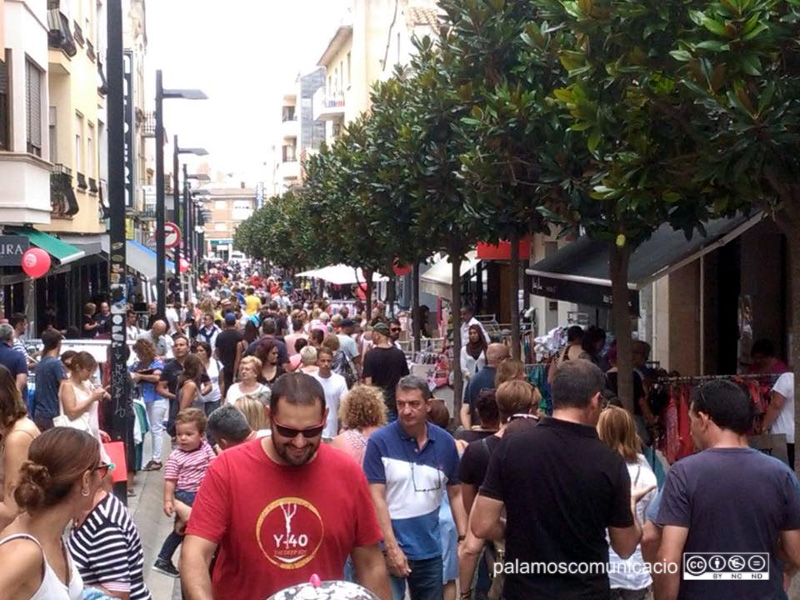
[47,9,77,57]
[141,111,156,138]
[73,21,84,46]
[315,93,346,121]
[87,39,95,62]
[89,177,98,193]
[76,172,88,190]
[51,164,79,218]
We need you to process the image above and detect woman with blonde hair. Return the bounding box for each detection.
[330,385,387,467]
[225,357,269,404]
[597,406,657,600]
[0,365,39,530]
[234,395,270,433]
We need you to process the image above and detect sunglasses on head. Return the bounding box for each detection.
[272,419,325,439]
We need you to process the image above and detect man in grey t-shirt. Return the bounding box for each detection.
[655,380,800,599]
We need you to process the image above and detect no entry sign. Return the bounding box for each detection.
[164,222,181,249]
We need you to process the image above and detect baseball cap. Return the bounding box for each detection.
[224,313,237,325]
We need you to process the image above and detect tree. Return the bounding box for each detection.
[674,0,800,470]
[444,0,567,359]
[535,0,713,411]
[400,37,490,412]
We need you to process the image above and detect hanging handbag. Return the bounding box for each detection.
[52,385,93,433]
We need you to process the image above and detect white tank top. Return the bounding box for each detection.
[0,533,83,600]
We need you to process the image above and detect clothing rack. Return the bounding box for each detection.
[655,373,781,384]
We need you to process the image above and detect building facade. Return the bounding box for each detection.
[201,186,256,261]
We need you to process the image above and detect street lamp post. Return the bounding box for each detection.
[154,71,206,318]
[172,138,207,301]
[182,168,209,300]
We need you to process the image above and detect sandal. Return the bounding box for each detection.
[143,461,162,471]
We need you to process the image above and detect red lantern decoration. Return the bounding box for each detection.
[21,248,51,279]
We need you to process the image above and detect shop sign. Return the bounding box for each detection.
[0,236,31,266]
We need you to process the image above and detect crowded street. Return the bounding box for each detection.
[4,0,800,599]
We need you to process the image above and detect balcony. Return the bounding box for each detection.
[278,159,300,181]
[47,8,77,58]
[87,40,96,62]
[141,111,156,138]
[315,93,346,121]
[73,21,84,46]
[88,177,98,194]
[0,154,53,225]
[51,164,79,218]
[282,118,299,141]
[76,172,88,190]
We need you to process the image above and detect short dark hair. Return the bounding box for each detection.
[9,313,27,328]
[41,330,62,352]
[295,338,308,352]
[551,359,605,410]
[261,318,277,336]
[269,373,325,417]
[208,405,252,444]
[691,380,753,435]
[751,339,776,358]
[476,389,500,425]
[172,334,190,346]
[566,325,584,343]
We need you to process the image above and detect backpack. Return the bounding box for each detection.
[333,351,357,389]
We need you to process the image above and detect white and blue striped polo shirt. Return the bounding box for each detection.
[364,421,460,560]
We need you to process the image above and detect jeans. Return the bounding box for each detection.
[157,490,196,562]
[390,556,443,600]
[145,400,169,464]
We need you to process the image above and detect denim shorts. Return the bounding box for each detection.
[175,489,197,506]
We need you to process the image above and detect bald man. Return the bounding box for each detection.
[460,343,509,428]
[137,319,173,358]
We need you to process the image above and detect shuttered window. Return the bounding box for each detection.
[0,52,10,151]
[26,59,43,157]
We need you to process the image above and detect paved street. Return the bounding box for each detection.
[128,458,182,600]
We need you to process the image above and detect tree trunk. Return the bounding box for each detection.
[789,233,800,474]
[387,278,396,317]
[365,270,373,322]
[510,231,521,360]
[451,249,464,424]
[412,259,421,354]
[609,242,635,414]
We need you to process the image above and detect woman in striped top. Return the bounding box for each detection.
[68,489,151,599]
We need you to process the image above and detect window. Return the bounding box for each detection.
[327,75,332,96]
[347,52,351,87]
[87,122,95,177]
[26,59,43,157]
[333,67,338,93]
[75,112,84,173]
[282,144,296,162]
[214,200,226,210]
[0,52,10,151]
[214,223,227,232]
[339,61,344,91]
[49,107,57,163]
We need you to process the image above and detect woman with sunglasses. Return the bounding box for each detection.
[0,365,40,531]
[0,428,107,599]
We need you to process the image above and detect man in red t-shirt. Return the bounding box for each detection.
[182,374,390,600]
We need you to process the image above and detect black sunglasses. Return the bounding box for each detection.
[272,419,325,439]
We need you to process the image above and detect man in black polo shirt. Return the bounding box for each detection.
[471,359,652,599]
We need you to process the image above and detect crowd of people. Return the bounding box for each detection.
[0,266,799,600]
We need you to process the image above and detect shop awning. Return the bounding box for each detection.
[13,227,85,265]
[127,240,174,279]
[526,213,762,310]
[58,233,109,258]
[420,251,480,299]
[296,265,388,285]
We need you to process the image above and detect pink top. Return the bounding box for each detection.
[165,440,216,492]
[337,429,369,467]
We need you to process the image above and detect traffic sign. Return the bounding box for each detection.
[164,222,181,249]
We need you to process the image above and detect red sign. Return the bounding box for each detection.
[477,237,531,261]
[164,222,181,249]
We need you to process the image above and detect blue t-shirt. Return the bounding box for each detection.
[465,366,496,418]
[656,447,800,600]
[33,356,66,419]
[130,359,164,403]
[363,421,460,560]
[0,342,27,399]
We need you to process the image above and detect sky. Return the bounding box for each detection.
[145,0,348,184]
